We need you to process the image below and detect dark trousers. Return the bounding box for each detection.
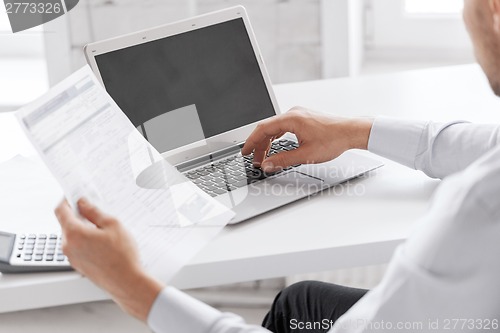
[262,281,368,333]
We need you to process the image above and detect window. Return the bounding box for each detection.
[0,8,44,58]
[405,0,464,15]
[0,8,48,108]
[0,8,11,30]
[366,0,472,52]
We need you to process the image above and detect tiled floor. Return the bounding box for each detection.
[0,299,271,332]
[0,301,151,333]
[0,273,384,333]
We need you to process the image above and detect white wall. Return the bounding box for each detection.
[321,0,365,78]
[46,0,323,85]
[44,0,478,85]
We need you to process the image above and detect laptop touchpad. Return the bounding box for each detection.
[263,171,324,194]
[219,171,325,224]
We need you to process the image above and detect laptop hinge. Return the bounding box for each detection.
[175,141,246,172]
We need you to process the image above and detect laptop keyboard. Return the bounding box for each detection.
[183,139,300,197]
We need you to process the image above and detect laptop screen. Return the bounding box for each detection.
[94,18,276,154]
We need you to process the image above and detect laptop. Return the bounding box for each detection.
[84,6,383,224]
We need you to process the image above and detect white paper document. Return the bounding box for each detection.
[15,66,234,281]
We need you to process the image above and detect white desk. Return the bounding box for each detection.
[2,64,500,313]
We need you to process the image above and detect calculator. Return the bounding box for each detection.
[0,231,72,273]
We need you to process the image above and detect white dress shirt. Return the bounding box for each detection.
[148,117,500,333]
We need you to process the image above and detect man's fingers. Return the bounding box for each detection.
[261,147,308,172]
[55,200,80,230]
[55,200,89,243]
[242,133,273,157]
[250,131,287,167]
[241,116,296,156]
[77,198,115,229]
[251,137,274,167]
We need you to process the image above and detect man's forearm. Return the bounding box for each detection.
[345,118,373,151]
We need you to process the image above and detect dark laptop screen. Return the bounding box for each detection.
[95,18,275,153]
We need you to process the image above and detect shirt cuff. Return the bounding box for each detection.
[367,117,427,169]
[147,286,221,333]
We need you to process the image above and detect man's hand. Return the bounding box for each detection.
[55,198,164,321]
[241,106,373,172]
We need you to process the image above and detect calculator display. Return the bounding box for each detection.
[0,233,14,262]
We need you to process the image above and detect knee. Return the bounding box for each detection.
[274,280,321,309]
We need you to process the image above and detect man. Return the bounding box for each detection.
[55,0,500,332]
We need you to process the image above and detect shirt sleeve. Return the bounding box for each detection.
[147,286,271,333]
[367,117,500,179]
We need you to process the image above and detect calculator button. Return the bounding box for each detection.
[26,239,35,244]
[46,249,55,255]
[56,255,65,261]
[35,250,44,256]
[24,249,33,255]
[38,234,47,239]
[46,255,54,261]
[28,234,36,239]
[25,244,34,250]
[34,255,43,261]
[24,255,32,261]
[19,234,26,240]
[17,246,24,250]
[49,234,58,239]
